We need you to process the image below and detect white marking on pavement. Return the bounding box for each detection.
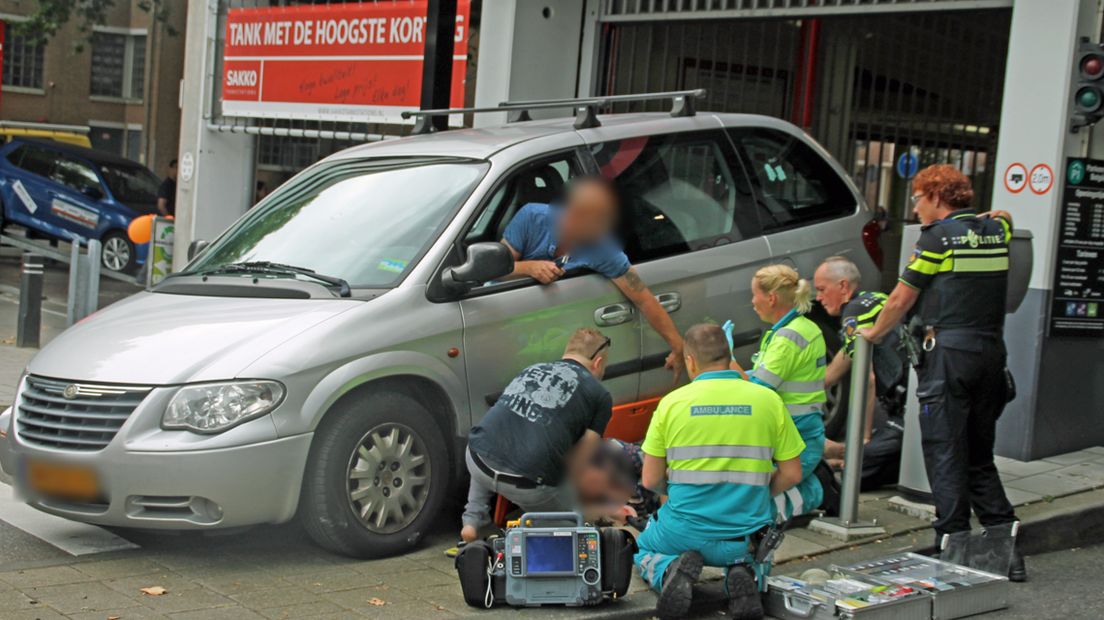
[0,293,66,318]
[0,484,139,556]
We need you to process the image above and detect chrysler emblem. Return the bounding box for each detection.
[62,384,80,400]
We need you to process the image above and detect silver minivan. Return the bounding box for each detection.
[0,102,880,557]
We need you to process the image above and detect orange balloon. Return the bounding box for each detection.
[128,214,154,244]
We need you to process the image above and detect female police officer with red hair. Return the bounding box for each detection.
[860,164,1025,582]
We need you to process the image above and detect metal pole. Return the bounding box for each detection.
[66,242,81,326]
[85,239,101,318]
[808,335,885,541]
[420,0,458,132]
[16,252,43,348]
[839,336,873,525]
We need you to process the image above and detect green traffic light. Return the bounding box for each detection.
[1079,87,1101,110]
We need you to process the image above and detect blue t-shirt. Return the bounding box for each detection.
[502,203,631,280]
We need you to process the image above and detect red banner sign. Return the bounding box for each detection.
[221,1,470,124]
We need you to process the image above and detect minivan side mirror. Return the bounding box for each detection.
[441,242,514,295]
[187,239,209,261]
[82,186,104,201]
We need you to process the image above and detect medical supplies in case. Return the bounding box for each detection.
[764,573,932,620]
[839,552,1008,619]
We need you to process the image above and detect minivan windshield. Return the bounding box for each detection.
[185,157,488,289]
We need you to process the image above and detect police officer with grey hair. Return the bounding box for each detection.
[813,256,908,491]
[860,164,1025,582]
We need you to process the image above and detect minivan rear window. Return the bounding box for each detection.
[727,127,855,231]
[185,157,488,289]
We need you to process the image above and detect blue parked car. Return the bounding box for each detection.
[0,138,162,273]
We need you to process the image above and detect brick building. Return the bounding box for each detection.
[0,0,185,177]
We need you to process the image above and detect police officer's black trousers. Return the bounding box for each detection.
[915,333,1017,536]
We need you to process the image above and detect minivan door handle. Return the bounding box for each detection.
[656,292,681,314]
[594,303,634,326]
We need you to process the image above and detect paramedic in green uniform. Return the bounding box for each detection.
[635,324,804,620]
[746,264,837,518]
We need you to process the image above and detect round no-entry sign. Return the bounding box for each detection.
[1029,163,1054,195]
[1004,163,1027,193]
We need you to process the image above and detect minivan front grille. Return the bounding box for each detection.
[16,376,152,451]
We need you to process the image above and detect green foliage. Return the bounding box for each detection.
[16,0,177,49]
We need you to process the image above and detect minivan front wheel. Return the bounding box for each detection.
[101,231,137,273]
[300,390,448,558]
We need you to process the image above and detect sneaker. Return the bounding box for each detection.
[725,564,764,620]
[656,551,704,620]
[814,459,842,517]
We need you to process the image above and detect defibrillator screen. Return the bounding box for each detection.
[525,534,575,574]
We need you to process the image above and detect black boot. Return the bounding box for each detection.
[656,551,704,620]
[1008,550,1027,583]
[814,459,842,517]
[725,564,764,620]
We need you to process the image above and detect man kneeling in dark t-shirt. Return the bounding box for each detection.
[461,328,613,543]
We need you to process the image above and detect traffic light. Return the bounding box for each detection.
[1072,37,1104,133]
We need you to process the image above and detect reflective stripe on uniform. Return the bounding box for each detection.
[785,487,804,516]
[773,328,809,348]
[816,355,827,367]
[786,403,823,416]
[953,256,1009,272]
[668,470,772,486]
[749,367,783,388]
[778,379,824,393]
[638,553,658,582]
[666,444,774,461]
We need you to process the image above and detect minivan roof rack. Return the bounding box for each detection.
[401,89,706,135]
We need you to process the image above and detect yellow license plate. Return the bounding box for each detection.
[25,460,99,502]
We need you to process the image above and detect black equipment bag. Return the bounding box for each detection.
[600,527,637,598]
[455,541,495,608]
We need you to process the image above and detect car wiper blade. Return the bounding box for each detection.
[200,261,351,297]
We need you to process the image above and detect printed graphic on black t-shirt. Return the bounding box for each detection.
[499,363,580,425]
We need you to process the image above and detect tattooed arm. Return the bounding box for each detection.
[613,267,685,381]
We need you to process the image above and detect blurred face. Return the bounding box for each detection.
[751,278,779,323]
[575,462,631,505]
[575,464,611,503]
[814,264,852,317]
[559,182,617,247]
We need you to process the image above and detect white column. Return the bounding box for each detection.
[993,0,1103,459]
[173,0,255,270]
[473,0,587,127]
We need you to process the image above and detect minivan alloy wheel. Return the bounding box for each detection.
[102,235,132,271]
[346,422,431,534]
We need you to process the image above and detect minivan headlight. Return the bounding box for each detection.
[163,381,285,433]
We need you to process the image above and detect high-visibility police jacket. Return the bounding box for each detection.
[841,291,908,399]
[641,370,805,537]
[900,209,1012,331]
[749,309,828,418]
